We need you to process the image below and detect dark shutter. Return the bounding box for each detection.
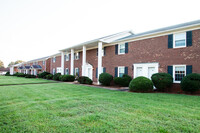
[78,52,81,59]
[186,31,192,47]
[103,67,106,73]
[104,47,106,56]
[64,55,66,61]
[115,45,118,55]
[77,68,79,76]
[125,67,128,75]
[168,34,173,48]
[168,66,173,76]
[74,53,76,60]
[69,54,70,60]
[115,67,118,77]
[125,42,128,53]
[186,65,192,75]
[96,49,98,56]
[96,68,98,78]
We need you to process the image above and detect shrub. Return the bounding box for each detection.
[46,74,53,80]
[13,72,19,76]
[181,73,200,93]
[151,73,173,91]
[53,73,61,81]
[17,73,26,77]
[37,71,50,79]
[99,73,113,86]
[5,72,10,76]
[114,74,132,87]
[129,76,153,92]
[78,76,93,85]
[60,75,75,82]
[25,74,36,78]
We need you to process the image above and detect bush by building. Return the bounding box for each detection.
[46,74,53,80]
[181,73,200,93]
[37,71,50,79]
[78,76,93,85]
[53,73,61,81]
[5,72,10,76]
[59,75,75,82]
[129,76,153,92]
[99,73,113,86]
[151,73,173,91]
[114,74,132,87]
[17,73,27,77]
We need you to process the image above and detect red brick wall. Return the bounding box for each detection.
[46,58,51,73]
[50,55,61,73]
[103,29,200,78]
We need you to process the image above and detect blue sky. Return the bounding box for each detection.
[0,0,199,67]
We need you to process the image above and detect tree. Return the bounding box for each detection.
[0,60,4,68]
[15,60,24,64]
[8,60,24,67]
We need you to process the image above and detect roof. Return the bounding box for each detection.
[60,30,134,52]
[31,65,42,69]
[18,66,25,69]
[115,20,200,42]
[27,56,49,63]
[24,66,31,69]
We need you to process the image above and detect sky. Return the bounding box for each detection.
[0,0,199,67]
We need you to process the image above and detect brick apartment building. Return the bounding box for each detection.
[10,20,200,86]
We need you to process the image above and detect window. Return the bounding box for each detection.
[53,56,56,63]
[118,67,125,77]
[53,68,55,75]
[174,32,186,48]
[75,53,79,60]
[173,65,186,83]
[75,68,79,76]
[119,43,125,54]
[66,54,70,61]
[43,60,45,66]
[65,68,69,75]
[57,67,62,73]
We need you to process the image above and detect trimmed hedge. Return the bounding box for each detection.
[5,72,10,76]
[25,74,36,78]
[37,71,50,79]
[78,76,93,85]
[129,76,153,92]
[13,72,19,76]
[46,74,53,80]
[59,75,75,82]
[53,73,61,81]
[151,73,173,91]
[114,74,132,87]
[17,73,27,77]
[99,73,113,86]
[181,73,200,93]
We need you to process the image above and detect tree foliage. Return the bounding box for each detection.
[0,60,4,68]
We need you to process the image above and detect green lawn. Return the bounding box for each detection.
[0,83,200,132]
[0,76,56,85]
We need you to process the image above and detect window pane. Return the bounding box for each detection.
[175,33,185,40]
[175,66,185,81]
[175,40,185,47]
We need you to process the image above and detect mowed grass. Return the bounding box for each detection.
[0,83,200,132]
[0,76,56,85]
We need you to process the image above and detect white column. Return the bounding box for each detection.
[82,46,86,76]
[70,49,74,75]
[98,41,103,84]
[10,67,14,75]
[61,52,65,75]
[34,69,37,75]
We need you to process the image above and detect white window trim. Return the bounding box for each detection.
[75,67,79,75]
[173,65,186,83]
[53,68,55,75]
[53,56,56,63]
[65,68,69,75]
[173,32,186,48]
[118,66,125,77]
[43,60,45,65]
[66,54,69,61]
[75,53,79,60]
[118,43,125,55]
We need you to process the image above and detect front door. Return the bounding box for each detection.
[148,67,156,79]
[136,67,143,77]
[87,68,92,80]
